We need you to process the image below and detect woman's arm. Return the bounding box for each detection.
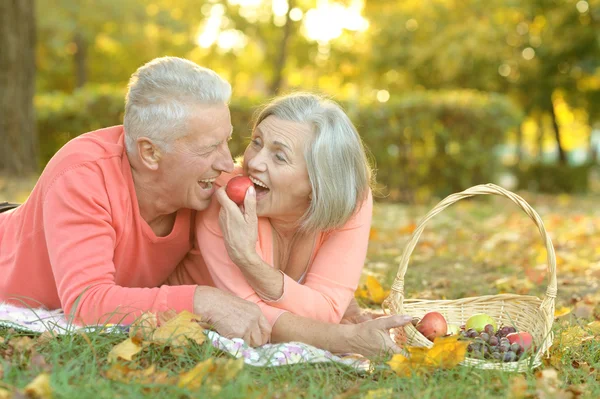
[215,187,373,322]
[271,312,412,356]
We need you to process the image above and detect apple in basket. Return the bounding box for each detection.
[465,313,497,333]
[415,312,448,341]
[507,331,534,352]
[226,176,254,205]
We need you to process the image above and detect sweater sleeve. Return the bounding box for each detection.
[43,163,196,325]
[196,202,287,326]
[266,191,373,323]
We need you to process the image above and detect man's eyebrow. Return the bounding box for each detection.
[200,126,234,150]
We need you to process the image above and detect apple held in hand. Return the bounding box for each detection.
[226,176,253,205]
[507,332,534,351]
[465,313,497,333]
[416,312,448,341]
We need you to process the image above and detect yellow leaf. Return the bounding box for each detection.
[559,326,588,350]
[178,358,243,392]
[365,276,390,304]
[587,321,600,335]
[106,363,173,385]
[387,336,468,377]
[554,307,571,318]
[152,310,206,347]
[178,358,215,390]
[129,312,158,342]
[509,375,529,399]
[0,388,11,399]
[107,338,143,362]
[425,335,470,369]
[363,388,393,399]
[24,373,52,399]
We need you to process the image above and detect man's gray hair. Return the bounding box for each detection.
[253,92,373,232]
[123,57,231,153]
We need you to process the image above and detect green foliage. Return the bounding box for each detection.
[35,87,522,202]
[514,162,594,193]
[353,91,523,201]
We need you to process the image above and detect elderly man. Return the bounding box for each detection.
[0,57,270,346]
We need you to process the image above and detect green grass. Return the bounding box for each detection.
[1,178,599,398]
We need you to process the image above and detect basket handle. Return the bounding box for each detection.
[384,183,557,311]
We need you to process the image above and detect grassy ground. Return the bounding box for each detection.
[1,177,599,398]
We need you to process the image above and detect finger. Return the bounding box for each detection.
[381,334,403,354]
[258,315,271,345]
[215,187,240,213]
[243,185,257,224]
[372,314,413,330]
[249,326,263,347]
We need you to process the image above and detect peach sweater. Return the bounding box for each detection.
[168,170,373,326]
[0,126,197,324]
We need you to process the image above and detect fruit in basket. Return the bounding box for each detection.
[507,332,533,351]
[415,312,447,341]
[465,313,497,333]
[226,176,253,205]
[446,324,461,335]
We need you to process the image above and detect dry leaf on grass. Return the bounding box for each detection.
[105,363,174,385]
[24,373,52,399]
[387,335,469,377]
[107,338,143,362]
[129,312,158,342]
[151,310,206,347]
[178,358,244,393]
[355,276,390,305]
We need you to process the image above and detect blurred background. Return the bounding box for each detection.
[1,0,599,203]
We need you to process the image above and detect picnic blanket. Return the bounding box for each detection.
[0,303,370,371]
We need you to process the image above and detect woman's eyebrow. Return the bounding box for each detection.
[273,140,292,151]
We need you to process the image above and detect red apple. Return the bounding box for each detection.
[416,312,448,341]
[507,332,534,351]
[225,176,253,205]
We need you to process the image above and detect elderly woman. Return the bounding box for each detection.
[0,57,270,345]
[168,93,410,356]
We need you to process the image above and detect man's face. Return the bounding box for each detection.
[158,103,234,211]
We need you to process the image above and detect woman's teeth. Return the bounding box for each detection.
[249,176,268,189]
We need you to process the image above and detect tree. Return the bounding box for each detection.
[0,0,38,175]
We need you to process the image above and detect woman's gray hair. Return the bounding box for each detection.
[253,92,373,232]
[123,57,231,153]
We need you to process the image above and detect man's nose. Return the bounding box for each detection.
[216,143,234,173]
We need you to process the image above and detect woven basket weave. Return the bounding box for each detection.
[383,183,557,372]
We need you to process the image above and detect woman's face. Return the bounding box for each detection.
[243,115,314,222]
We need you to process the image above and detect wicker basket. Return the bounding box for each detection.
[383,183,557,372]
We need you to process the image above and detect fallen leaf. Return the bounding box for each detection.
[107,338,143,362]
[509,375,529,399]
[105,363,173,385]
[587,321,600,335]
[554,307,572,318]
[178,358,215,390]
[356,276,390,305]
[387,335,469,376]
[363,388,393,399]
[152,310,206,347]
[10,337,35,354]
[24,373,52,399]
[178,358,244,393]
[0,388,11,399]
[398,222,417,235]
[129,312,158,342]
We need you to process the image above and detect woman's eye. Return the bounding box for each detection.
[275,154,286,162]
[251,138,261,146]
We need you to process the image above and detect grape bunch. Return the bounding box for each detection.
[460,324,524,362]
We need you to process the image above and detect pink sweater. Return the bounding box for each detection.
[168,170,373,326]
[0,126,197,324]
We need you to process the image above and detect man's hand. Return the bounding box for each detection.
[193,286,271,346]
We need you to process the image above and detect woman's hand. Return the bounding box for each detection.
[214,186,260,267]
[344,314,412,357]
[340,298,386,324]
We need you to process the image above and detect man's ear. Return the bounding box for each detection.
[137,137,162,170]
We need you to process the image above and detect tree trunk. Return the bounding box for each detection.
[548,100,567,164]
[269,0,295,95]
[74,30,87,88]
[0,0,38,175]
